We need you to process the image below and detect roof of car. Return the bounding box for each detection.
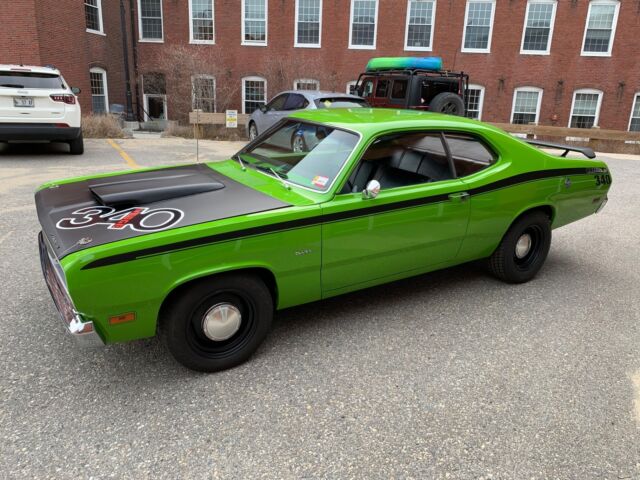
[277,90,362,100]
[288,108,504,136]
[0,64,60,74]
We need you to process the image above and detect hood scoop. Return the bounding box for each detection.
[89,172,224,207]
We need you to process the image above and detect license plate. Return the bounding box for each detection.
[14,97,34,108]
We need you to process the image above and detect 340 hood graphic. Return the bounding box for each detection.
[56,206,184,232]
[35,164,289,258]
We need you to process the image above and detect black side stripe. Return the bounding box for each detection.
[82,168,590,269]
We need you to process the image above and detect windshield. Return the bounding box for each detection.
[314,98,368,109]
[240,120,359,192]
[0,72,65,89]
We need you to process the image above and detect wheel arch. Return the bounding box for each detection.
[157,266,279,330]
[512,204,556,226]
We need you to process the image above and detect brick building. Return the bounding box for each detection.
[2,0,639,130]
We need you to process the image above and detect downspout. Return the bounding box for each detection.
[120,0,134,121]
[129,0,141,120]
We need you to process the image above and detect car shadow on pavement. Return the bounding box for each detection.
[0,141,71,156]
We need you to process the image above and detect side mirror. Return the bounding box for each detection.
[259,105,267,113]
[71,87,81,95]
[362,180,381,199]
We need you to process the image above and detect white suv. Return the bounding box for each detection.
[0,65,83,154]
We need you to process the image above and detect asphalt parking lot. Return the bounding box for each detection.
[1,138,639,479]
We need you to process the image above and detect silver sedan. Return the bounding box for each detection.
[246,90,367,142]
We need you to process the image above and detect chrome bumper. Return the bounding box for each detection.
[38,232,104,347]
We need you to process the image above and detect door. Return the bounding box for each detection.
[144,94,167,120]
[321,131,471,293]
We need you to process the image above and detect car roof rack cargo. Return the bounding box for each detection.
[524,139,596,159]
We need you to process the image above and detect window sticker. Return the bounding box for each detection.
[312,175,329,188]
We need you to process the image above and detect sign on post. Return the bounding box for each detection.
[225,110,238,128]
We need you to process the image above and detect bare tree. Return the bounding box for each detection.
[153,45,239,122]
[263,56,339,97]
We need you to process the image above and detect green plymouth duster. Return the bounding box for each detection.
[36,109,611,371]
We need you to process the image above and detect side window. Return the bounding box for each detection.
[359,80,374,98]
[391,79,408,99]
[342,132,453,193]
[444,133,495,177]
[267,94,288,111]
[375,79,390,98]
[284,93,309,111]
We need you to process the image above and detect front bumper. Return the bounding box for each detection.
[0,123,81,141]
[38,232,104,347]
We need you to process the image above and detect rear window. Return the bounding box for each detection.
[0,72,65,89]
[314,98,368,109]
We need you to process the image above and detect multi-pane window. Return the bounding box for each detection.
[582,1,620,56]
[628,94,640,132]
[190,0,214,43]
[521,1,556,53]
[192,75,216,113]
[242,77,266,114]
[349,0,378,49]
[294,79,320,91]
[511,88,542,124]
[85,0,103,33]
[570,90,602,128]
[139,0,163,40]
[404,0,436,50]
[89,68,108,114]
[242,0,267,45]
[462,1,495,52]
[295,0,322,47]
[465,85,484,120]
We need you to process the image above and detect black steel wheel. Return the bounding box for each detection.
[429,92,465,116]
[162,273,273,372]
[488,211,552,283]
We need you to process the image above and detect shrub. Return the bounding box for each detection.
[82,115,128,138]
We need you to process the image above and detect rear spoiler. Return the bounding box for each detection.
[524,139,596,159]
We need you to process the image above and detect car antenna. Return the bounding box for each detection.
[269,167,291,190]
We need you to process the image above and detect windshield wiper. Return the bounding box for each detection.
[232,153,247,171]
[255,164,291,190]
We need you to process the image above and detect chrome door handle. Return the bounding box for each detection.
[448,192,470,202]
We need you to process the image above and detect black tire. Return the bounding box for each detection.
[248,122,258,141]
[488,211,552,284]
[291,132,307,152]
[429,92,465,116]
[68,132,84,155]
[161,273,273,372]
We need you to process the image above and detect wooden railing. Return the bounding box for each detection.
[189,112,250,127]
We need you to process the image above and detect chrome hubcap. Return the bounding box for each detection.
[250,126,257,139]
[515,233,533,259]
[202,303,242,341]
[293,136,304,152]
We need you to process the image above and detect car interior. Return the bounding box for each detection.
[341,132,495,194]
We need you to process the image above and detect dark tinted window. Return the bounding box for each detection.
[283,94,308,111]
[0,72,64,89]
[391,80,408,99]
[375,79,390,98]
[445,133,495,177]
[343,132,453,193]
[267,94,288,111]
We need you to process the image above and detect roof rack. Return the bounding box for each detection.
[361,68,466,78]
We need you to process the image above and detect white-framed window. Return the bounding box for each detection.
[404,0,436,51]
[189,0,214,43]
[628,93,640,132]
[295,0,322,47]
[520,1,556,54]
[349,0,379,49]
[511,87,543,125]
[569,89,603,128]
[346,81,358,95]
[192,75,216,113]
[242,76,267,114]
[138,0,164,41]
[85,0,104,34]
[465,84,485,120]
[89,67,109,114]
[242,0,267,46]
[294,79,320,91]
[581,0,620,56]
[461,0,495,53]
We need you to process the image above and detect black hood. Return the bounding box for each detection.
[35,164,289,259]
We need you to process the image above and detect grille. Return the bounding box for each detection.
[39,232,76,325]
